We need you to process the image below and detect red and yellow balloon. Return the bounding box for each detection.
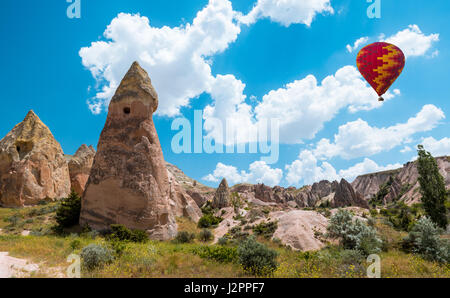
[357,42,405,101]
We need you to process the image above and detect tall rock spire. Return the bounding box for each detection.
[212,178,231,209]
[80,62,177,240]
[0,110,71,207]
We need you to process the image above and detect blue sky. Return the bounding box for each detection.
[0,0,449,188]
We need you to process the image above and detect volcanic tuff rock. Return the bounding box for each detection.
[212,178,231,209]
[272,210,329,251]
[80,62,179,240]
[67,144,95,195]
[166,162,214,207]
[167,168,202,222]
[332,179,369,209]
[0,111,70,207]
[352,156,450,205]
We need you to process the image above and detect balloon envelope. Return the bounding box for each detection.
[357,42,405,98]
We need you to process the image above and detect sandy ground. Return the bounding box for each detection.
[0,252,39,278]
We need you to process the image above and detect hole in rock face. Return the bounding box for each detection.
[15,141,34,159]
[123,107,131,114]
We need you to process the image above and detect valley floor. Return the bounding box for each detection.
[0,203,448,278]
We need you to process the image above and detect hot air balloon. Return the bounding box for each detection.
[357,42,405,102]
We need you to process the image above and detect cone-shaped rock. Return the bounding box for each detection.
[332,179,369,209]
[67,144,96,196]
[80,62,176,240]
[0,111,71,207]
[212,178,231,209]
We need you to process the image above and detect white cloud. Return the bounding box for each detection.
[240,0,334,27]
[400,146,412,153]
[203,65,398,145]
[313,105,445,160]
[421,137,450,156]
[79,0,241,116]
[253,65,397,143]
[285,150,338,185]
[346,36,369,53]
[384,24,439,58]
[285,152,402,186]
[203,161,283,186]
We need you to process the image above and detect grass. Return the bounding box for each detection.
[0,205,448,278]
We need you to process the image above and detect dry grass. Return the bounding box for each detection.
[0,205,448,278]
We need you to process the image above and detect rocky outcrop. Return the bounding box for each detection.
[332,179,369,209]
[352,156,450,205]
[166,162,214,207]
[271,210,328,251]
[80,62,177,240]
[67,144,95,195]
[167,169,202,222]
[352,169,401,200]
[212,178,231,209]
[0,111,70,207]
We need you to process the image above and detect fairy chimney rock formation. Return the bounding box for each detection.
[80,61,177,240]
[67,144,96,195]
[0,111,71,207]
[212,178,231,209]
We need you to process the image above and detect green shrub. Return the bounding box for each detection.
[107,224,149,243]
[70,239,82,250]
[193,245,238,263]
[55,190,81,228]
[198,229,213,242]
[252,221,278,239]
[81,244,114,271]
[130,229,149,243]
[4,214,22,227]
[218,236,228,246]
[402,217,449,263]
[198,214,223,228]
[237,236,278,276]
[370,209,378,217]
[327,209,382,255]
[109,239,127,257]
[175,231,196,243]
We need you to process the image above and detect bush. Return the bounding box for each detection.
[198,214,223,228]
[402,217,449,263]
[198,229,213,242]
[218,236,228,246]
[109,239,127,257]
[327,209,382,255]
[193,245,238,263]
[252,221,278,239]
[55,190,81,228]
[175,231,196,243]
[70,239,82,250]
[107,224,149,243]
[237,236,278,276]
[81,244,114,271]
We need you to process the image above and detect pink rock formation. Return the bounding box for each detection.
[67,144,95,195]
[80,62,179,240]
[0,111,71,207]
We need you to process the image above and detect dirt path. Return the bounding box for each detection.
[0,252,39,278]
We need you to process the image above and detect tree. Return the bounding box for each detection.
[55,190,81,228]
[416,145,448,229]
